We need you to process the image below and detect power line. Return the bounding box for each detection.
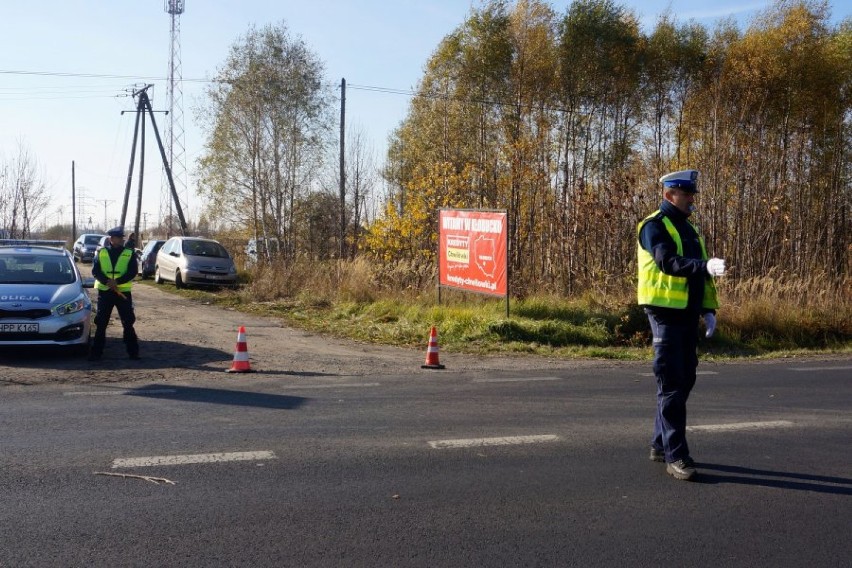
[348,83,417,96]
[349,81,572,114]
[1,67,555,114]
[0,69,209,83]
[0,70,422,100]
[1,69,424,94]
[0,94,123,101]
[0,86,122,93]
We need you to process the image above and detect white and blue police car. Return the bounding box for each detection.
[0,240,95,356]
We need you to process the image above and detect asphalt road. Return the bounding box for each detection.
[2,359,850,567]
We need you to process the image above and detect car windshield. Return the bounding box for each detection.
[182,240,229,258]
[84,235,101,245]
[0,255,76,285]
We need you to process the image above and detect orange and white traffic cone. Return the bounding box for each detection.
[226,326,255,373]
[421,326,445,369]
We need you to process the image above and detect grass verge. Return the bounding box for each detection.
[138,272,851,361]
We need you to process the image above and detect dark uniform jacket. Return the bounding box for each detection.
[92,245,139,287]
[638,200,713,322]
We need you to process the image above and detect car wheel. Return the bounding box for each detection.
[154,266,163,284]
[175,270,185,289]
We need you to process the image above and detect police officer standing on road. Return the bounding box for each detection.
[89,226,140,361]
[637,170,726,481]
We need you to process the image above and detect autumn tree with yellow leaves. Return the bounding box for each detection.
[366,0,850,297]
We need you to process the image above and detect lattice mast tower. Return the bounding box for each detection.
[163,0,187,237]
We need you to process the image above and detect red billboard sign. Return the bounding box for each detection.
[439,209,508,297]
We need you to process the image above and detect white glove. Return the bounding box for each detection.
[706,258,726,277]
[704,313,717,338]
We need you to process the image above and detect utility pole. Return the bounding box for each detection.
[121,84,188,236]
[339,77,346,259]
[96,199,115,231]
[71,161,76,242]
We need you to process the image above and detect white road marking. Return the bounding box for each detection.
[639,371,718,377]
[428,434,559,449]
[473,377,563,383]
[65,389,178,396]
[275,382,380,389]
[788,365,852,372]
[112,451,276,469]
[687,420,795,433]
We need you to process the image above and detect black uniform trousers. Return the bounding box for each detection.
[646,308,699,463]
[91,289,139,357]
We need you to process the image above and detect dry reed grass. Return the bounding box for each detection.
[720,270,851,344]
[240,257,436,303]
[238,259,850,349]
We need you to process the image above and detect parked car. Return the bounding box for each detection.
[93,235,109,259]
[72,233,107,263]
[0,239,94,355]
[138,239,166,279]
[154,236,238,288]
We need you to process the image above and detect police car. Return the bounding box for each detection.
[0,240,94,355]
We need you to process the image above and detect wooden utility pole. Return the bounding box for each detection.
[121,84,188,237]
[339,77,346,259]
[71,161,76,242]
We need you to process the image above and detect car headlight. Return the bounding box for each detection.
[53,295,90,316]
[229,265,237,274]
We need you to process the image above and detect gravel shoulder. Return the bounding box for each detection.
[5,267,844,389]
[2,268,610,388]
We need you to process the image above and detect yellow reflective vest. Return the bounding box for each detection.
[637,211,719,309]
[96,248,134,292]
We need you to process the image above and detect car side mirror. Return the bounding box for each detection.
[82,277,95,289]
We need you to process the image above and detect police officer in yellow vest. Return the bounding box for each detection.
[89,226,140,361]
[637,170,726,481]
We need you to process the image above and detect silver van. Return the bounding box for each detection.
[154,237,238,288]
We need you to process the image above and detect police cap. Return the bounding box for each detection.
[107,226,125,237]
[660,169,699,193]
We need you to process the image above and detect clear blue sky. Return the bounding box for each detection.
[1,0,848,233]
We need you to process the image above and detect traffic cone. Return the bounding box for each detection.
[226,326,255,373]
[421,326,445,369]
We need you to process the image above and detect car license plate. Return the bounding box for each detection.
[0,323,39,333]
[206,274,222,280]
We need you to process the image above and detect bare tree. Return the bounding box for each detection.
[196,21,334,259]
[0,142,51,239]
[344,125,377,257]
